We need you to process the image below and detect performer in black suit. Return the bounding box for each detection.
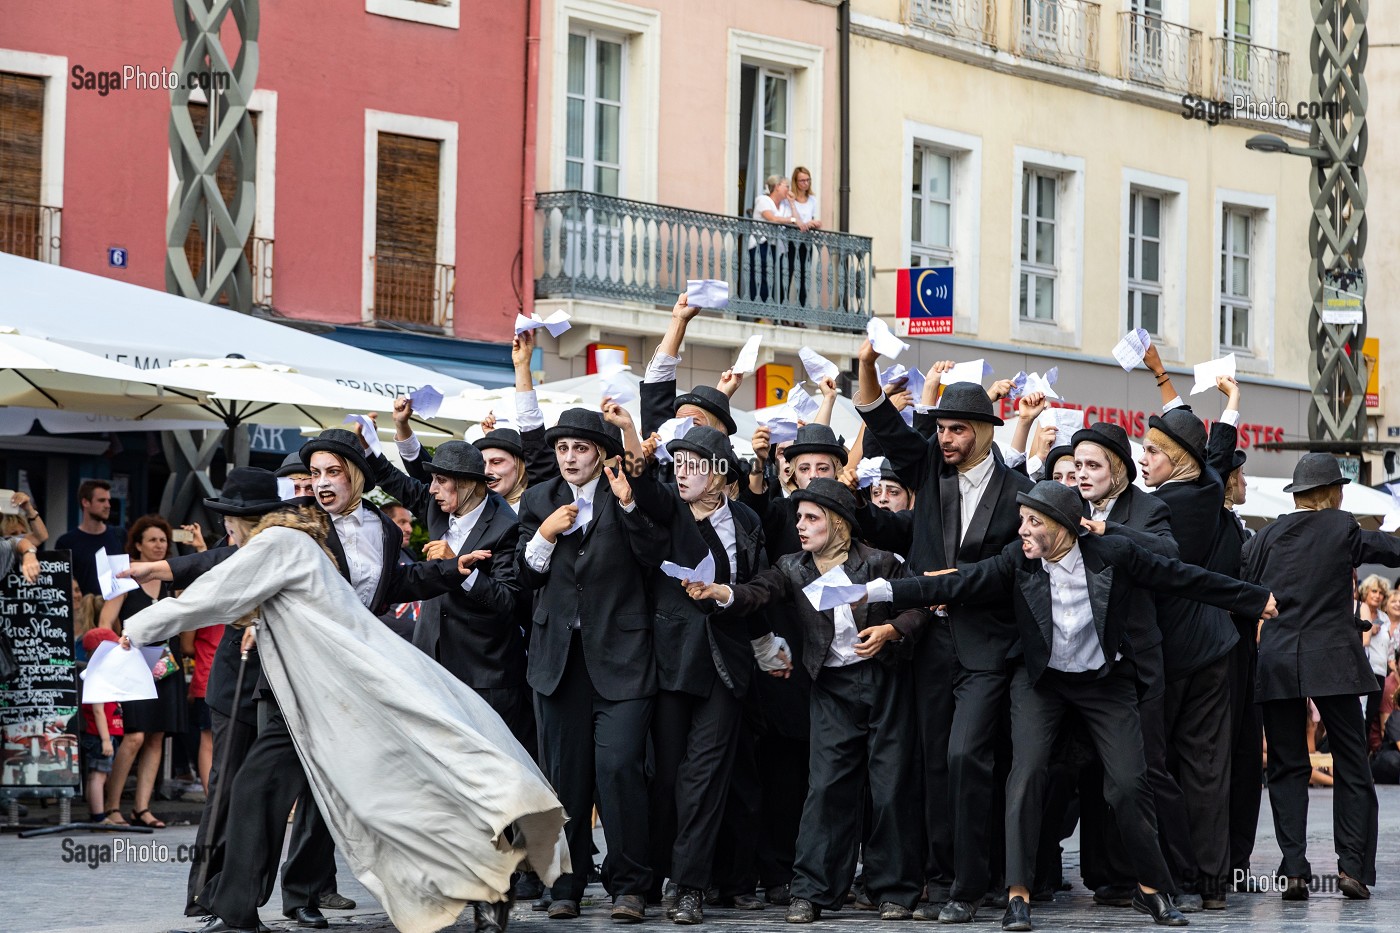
[515,407,670,922]
[868,481,1276,932]
[853,339,1032,922]
[691,479,928,923]
[1243,453,1400,901]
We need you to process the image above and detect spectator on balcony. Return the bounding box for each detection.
[750,175,801,304]
[788,166,821,307]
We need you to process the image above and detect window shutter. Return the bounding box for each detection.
[0,72,46,260]
[374,132,441,323]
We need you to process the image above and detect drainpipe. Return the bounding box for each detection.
[838,1,851,232]
[520,0,541,317]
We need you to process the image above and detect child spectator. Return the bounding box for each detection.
[81,626,125,824]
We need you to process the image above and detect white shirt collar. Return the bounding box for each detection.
[569,475,602,501]
[960,453,996,488]
[450,495,489,530]
[1042,540,1083,575]
[332,503,369,525]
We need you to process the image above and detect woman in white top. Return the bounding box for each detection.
[1360,574,1391,751]
[788,166,820,307]
[750,174,797,303]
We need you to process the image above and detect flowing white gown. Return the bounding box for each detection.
[122,526,569,933]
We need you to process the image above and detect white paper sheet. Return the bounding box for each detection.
[856,457,885,489]
[1190,353,1237,395]
[866,317,910,359]
[514,309,573,337]
[660,551,717,586]
[879,363,926,402]
[80,640,158,703]
[1050,408,1086,447]
[596,349,634,404]
[409,384,444,419]
[760,417,800,445]
[799,347,840,384]
[802,568,869,611]
[653,416,694,464]
[343,414,384,456]
[1112,328,1152,372]
[685,279,730,310]
[732,335,763,375]
[1382,511,1400,533]
[787,384,821,420]
[943,359,989,387]
[1018,369,1060,400]
[95,550,139,601]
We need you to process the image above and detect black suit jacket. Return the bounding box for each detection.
[1099,485,1178,652]
[891,535,1270,687]
[858,395,1033,671]
[516,474,670,701]
[725,542,929,682]
[632,473,770,699]
[370,453,525,689]
[1243,508,1400,702]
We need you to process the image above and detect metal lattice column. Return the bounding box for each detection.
[1307,0,1368,443]
[165,0,259,312]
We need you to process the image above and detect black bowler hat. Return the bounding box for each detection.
[203,468,288,517]
[1229,449,1247,473]
[474,428,524,461]
[1043,445,1077,480]
[1282,452,1350,494]
[1072,422,1138,482]
[299,428,374,484]
[420,441,489,483]
[1016,480,1090,535]
[544,408,624,459]
[274,451,310,478]
[784,424,849,466]
[1146,407,1207,468]
[792,478,859,530]
[933,382,1003,425]
[876,458,906,488]
[674,385,738,436]
[666,425,741,477]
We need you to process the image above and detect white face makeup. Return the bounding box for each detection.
[871,480,910,512]
[790,454,837,490]
[1017,506,1066,560]
[1074,443,1113,500]
[795,502,829,553]
[309,452,356,515]
[554,439,601,485]
[482,449,521,495]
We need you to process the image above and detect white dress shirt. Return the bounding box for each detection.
[1090,497,1118,523]
[1043,543,1107,673]
[332,504,387,609]
[515,390,545,433]
[645,351,681,385]
[445,497,487,592]
[707,499,739,581]
[957,455,996,545]
[818,567,865,668]
[524,475,635,572]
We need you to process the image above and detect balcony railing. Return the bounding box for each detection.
[534,191,873,331]
[1119,11,1202,96]
[0,200,61,264]
[906,0,997,48]
[1212,36,1289,104]
[370,253,456,328]
[251,236,274,309]
[1014,0,1100,72]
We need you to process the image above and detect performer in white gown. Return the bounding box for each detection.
[120,504,569,933]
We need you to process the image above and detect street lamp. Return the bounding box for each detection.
[1245,133,1344,164]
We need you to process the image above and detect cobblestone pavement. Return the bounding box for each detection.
[4,787,1397,932]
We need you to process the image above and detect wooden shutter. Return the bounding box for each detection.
[374,132,441,323]
[0,73,46,260]
[181,103,258,299]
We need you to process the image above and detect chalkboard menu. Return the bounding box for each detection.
[0,550,78,790]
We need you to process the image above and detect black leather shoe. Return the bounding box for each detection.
[318,892,356,910]
[1338,874,1370,900]
[1201,892,1226,910]
[171,920,262,933]
[786,897,821,923]
[1132,890,1189,926]
[672,888,704,925]
[1281,877,1309,901]
[937,899,978,923]
[912,902,941,921]
[766,883,793,906]
[611,894,646,923]
[1173,893,1202,912]
[548,898,580,919]
[880,902,913,920]
[1001,896,1032,932]
[1093,885,1134,907]
[475,898,513,932]
[282,907,329,929]
[513,871,545,902]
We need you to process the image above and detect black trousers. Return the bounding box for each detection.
[537,633,653,901]
[283,791,336,912]
[184,708,255,915]
[791,661,921,911]
[648,686,741,890]
[1226,637,1263,875]
[201,700,336,928]
[1163,654,1232,895]
[478,684,539,764]
[1261,694,1378,885]
[1006,664,1173,893]
[948,662,1011,902]
[912,621,957,895]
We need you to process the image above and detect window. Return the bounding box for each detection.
[1127,189,1163,336]
[910,145,953,267]
[366,0,460,30]
[374,132,443,324]
[1129,0,1165,80]
[1220,206,1252,350]
[737,65,791,216]
[566,31,625,196]
[0,72,45,262]
[1020,169,1058,322]
[1223,0,1253,92]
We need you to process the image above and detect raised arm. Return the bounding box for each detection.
[854,339,929,487]
[1142,343,1179,408]
[369,452,433,523]
[1206,375,1242,478]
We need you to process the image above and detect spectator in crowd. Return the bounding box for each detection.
[1372,681,1400,784]
[750,174,799,303]
[2,489,48,550]
[276,452,315,498]
[788,166,820,306]
[0,517,42,584]
[1360,575,1392,753]
[56,479,125,596]
[99,514,187,828]
[81,626,125,824]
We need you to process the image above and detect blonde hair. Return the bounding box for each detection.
[1359,574,1391,601]
[1292,485,1342,511]
[74,594,104,642]
[765,174,786,193]
[1,514,30,537]
[790,165,814,197]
